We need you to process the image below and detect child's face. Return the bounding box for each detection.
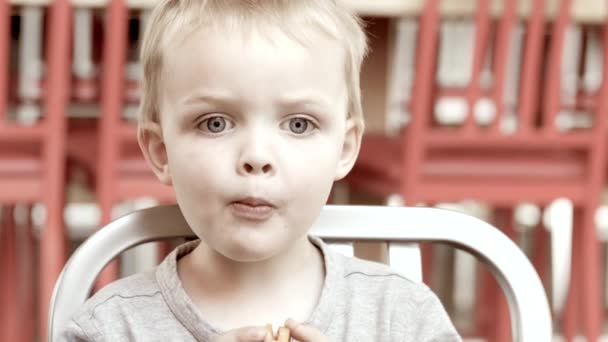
[141,27,361,262]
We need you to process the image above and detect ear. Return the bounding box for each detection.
[334,118,363,181]
[138,122,172,185]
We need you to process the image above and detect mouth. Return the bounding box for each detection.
[232,197,276,207]
[229,197,276,221]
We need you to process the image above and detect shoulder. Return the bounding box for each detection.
[339,252,450,307]
[313,235,433,306]
[335,254,461,340]
[59,242,200,341]
[78,271,163,316]
[340,253,413,281]
[66,271,167,337]
[339,253,429,299]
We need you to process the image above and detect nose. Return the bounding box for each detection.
[237,135,275,176]
[241,161,273,175]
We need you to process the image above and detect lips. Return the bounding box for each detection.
[233,197,275,207]
[229,197,276,221]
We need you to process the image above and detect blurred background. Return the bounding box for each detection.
[2,0,608,341]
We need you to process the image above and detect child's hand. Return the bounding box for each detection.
[212,326,269,342]
[283,319,329,342]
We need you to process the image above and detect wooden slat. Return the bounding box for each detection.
[0,178,41,203]
[39,0,71,338]
[517,0,545,135]
[426,131,593,148]
[463,0,490,133]
[0,0,9,125]
[416,180,587,206]
[0,124,46,142]
[354,241,388,263]
[543,0,572,136]
[489,0,516,133]
[402,0,439,204]
[0,156,41,176]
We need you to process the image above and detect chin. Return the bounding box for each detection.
[220,243,278,262]
[220,233,286,262]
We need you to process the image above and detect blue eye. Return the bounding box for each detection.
[199,116,232,133]
[289,118,308,134]
[283,117,317,135]
[207,117,226,132]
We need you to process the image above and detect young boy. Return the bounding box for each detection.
[61,0,461,341]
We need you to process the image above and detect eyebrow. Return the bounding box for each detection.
[181,91,237,107]
[181,90,337,112]
[276,93,335,111]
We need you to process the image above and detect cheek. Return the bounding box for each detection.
[168,139,231,181]
[167,146,230,244]
[166,140,235,216]
[281,170,333,243]
[281,139,340,206]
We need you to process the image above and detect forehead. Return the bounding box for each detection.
[160,26,348,110]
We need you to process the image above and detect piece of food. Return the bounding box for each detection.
[276,327,290,341]
[266,324,291,342]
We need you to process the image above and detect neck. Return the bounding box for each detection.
[183,235,321,294]
[177,236,325,328]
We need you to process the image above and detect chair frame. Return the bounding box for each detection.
[0,1,72,340]
[94,0,175,285]
[49,204,551,342]
[352,0,608,339]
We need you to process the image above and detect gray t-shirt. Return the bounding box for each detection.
[60,237,461,341]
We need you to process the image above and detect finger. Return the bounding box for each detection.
[284,319,327,342]
[264,332,274,342]
[215,326,268,342]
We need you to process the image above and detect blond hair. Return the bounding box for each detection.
[138,0,368,137]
